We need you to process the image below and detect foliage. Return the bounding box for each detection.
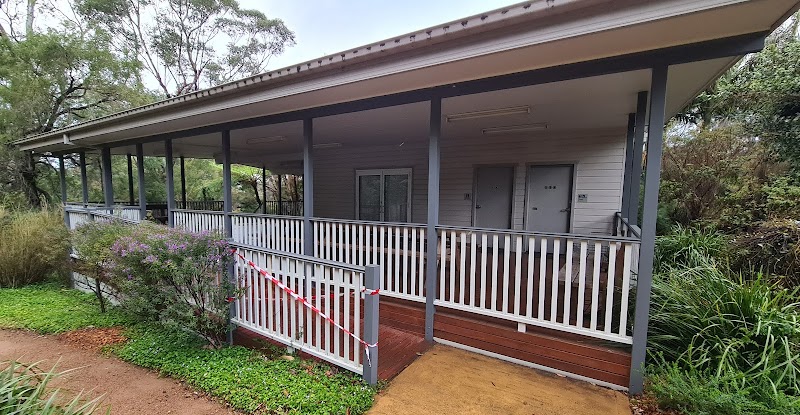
[648,362,800,415]
[648,256,800,398]
[0,284,129,333]
[0,360,102,415]
[0,209,70,288]
[108,224,234,347]
[72,219,134,311]
[116,325,375,415]
[732,219,800,287]
[77,0,295,97]
[653,225,728,273]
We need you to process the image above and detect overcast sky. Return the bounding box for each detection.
[243,0,519,70]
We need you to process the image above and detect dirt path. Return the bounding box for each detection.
[369,344,632,415]
[0,329,236,415]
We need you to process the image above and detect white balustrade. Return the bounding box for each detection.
[231,213,304,255]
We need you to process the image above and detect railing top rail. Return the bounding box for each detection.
[311,217,426,228]
[230,211,303,220]
[435,224,641,243]
[173,208,226,215]
[88,211,141,225]
[614,212,642,239]
[230,241,367,273]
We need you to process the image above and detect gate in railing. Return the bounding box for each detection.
[435,225,639,344]
[232,243,380,382]
[312,218,426,303]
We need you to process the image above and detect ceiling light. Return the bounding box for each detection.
[246,135,286,144]
[481,123,548,135]
[313,142,342,149]
[446,105,530,122]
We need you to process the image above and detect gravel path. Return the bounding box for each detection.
[0,329,236,415]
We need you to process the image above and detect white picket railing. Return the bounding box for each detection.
[117,207,142,222]
[312,218,426,303]
[65,209,92,230]
[434,225,638,344]
[232,243,376,375]
[231,213,304,255]
[174,209,225,233]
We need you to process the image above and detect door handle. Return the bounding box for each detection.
[560,208,570,212]
[475,205,482,209]
[531,207,538,210]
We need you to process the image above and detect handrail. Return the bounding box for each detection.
[435,223,640,243]
[230,211,303,220]
[311,217,426,228]
[614,212,641,239]
[230,241,366,273]
[87,211,141,225]
[173,208,225,215]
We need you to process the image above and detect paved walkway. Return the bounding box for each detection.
[369,344,631,415]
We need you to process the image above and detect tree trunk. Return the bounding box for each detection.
[25,0,35,37]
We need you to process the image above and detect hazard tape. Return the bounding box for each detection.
[232,249,379,367]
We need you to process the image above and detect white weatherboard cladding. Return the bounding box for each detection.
[312,130,626,236]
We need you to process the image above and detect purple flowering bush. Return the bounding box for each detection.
[110,223,235,347]
[72,221,133,312]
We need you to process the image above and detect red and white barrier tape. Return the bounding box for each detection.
[232,249,378,367]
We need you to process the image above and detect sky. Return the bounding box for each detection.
[241,0,519,71]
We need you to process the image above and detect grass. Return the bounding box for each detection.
[0,284,376,414]
[0,285,129,333]
[0,360,103,414]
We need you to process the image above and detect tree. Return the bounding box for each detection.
[0,0,151,207]
[77,0,295,97]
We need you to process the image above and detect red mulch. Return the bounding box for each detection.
[630,394,683,415]
[58,327,128,351]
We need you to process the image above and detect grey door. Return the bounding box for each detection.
[525,165,573,234]
[474,166,514,229]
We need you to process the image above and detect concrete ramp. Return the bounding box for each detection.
[369,344,631,415]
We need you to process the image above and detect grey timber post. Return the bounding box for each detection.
[222,131,235,344]
[165,140,176,227]
[629,66,668,394]
[58,155,69,228]
[79,151,89,207]
[363,264,380,385]
[136,144,147,221]
[127,154,135,206]
[180,155,187,209]
[425,97,442,341]
[261,166,267,214]
[620,113,636,220]
[302,119,314,256]
[628,91,648,225]
[100,147,113,208]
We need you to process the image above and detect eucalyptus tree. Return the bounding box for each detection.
[76,0,295,97]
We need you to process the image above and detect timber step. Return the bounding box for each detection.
[433,311,631,387]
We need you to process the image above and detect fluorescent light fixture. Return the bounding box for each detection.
[313,142,342,149]
[446,105,530,122]
[246,135,285,144]
[481,123,548,135]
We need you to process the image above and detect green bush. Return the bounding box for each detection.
[0,209,70,288]
[654,225,729,272]
[649,258,800,398]
[0,284,129,333]
[732,219,800,287]
[116,325,375,415]
[0,360,102,414]
[648,362,800,415]
[109,224,235,347]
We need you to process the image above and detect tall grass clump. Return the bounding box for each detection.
[653,225,728,272]
[648,245,800,413]
[0,360,102,414]
[0,209,70,287]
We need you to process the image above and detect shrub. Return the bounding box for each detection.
[732,219,800,287]
[648,362,800,415]
[110,224,235,347]
[654,225,729,272]
[0,209,70,288]
[72,220,134,311]
[649,259,800,398]
[0,360,102,414]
